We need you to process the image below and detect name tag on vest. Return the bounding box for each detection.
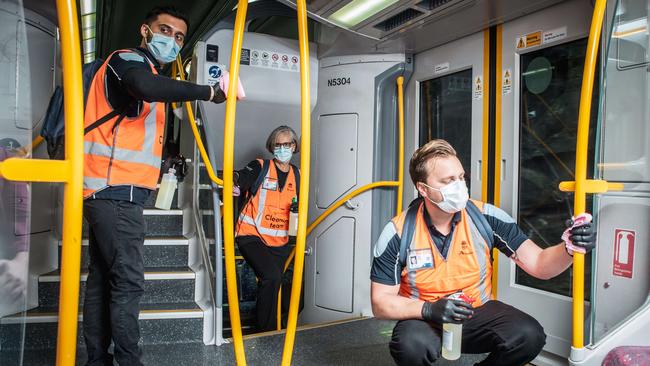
[408,248,434,271]
[263,177,278,191]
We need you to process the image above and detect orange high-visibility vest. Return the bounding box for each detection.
[394,200,493,306]
[237,159,298,247]
[83,49,165,198]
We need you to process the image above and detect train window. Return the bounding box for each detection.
[615,0,649,70]
[419,69,472,191]
[516,38,598,298]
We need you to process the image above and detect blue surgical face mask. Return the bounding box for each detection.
[145,26,181,64]
[274,146,293,163]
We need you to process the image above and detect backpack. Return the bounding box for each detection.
[40,49,144,159]
[235,159,300,225]
[399,198,494,268]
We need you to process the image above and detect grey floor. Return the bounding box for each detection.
[3,318,487,365]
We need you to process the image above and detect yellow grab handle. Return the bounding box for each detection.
[222,1,249,365]
[571,0,606,350]
[396,76,405,216]
[281,0,312,364]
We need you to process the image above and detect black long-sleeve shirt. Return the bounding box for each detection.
[91,47,212,204]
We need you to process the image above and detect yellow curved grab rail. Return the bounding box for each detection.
[558,0,607,350]
[280,0,311,364]
[0,1,85,364]
[396,76,405,216]
[222,0,248,364]
[172,57,224,187]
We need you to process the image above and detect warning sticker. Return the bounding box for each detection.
[613,229,635,279]
[473,76,483,100]
[543,26,567,45]
[249,49,299,72]
[517,30,542,50]
[502,69,512,95]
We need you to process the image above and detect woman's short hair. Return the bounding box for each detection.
[409,139,457,185]
[266,125,300,154]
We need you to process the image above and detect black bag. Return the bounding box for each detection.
[40,49,145,159]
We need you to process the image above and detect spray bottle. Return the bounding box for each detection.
[288,197,299,236]
[155,168,177,210]
[442,291,475,360]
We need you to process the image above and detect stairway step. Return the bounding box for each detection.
[38,268,196,308]
[0,303,203,351]
[222,260,257,303]
[82,209,184,238]
[58,237,189,269]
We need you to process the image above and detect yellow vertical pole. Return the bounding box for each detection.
[396,76,405,216]
[55,0,85,364]
[281,0,311,364]
[491,25,503,298]
[572,0,606,349]
[222,0,248,364]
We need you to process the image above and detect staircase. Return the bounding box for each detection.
[0,188,204,362]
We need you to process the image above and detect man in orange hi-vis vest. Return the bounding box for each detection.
[371,139,596,366]
[82,6,231,366]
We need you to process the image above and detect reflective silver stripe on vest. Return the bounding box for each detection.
[83,176,108,191]
[84,103,160,169]
[467,215,491,304]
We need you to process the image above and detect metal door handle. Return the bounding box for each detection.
[344,200,360,210]
[305,247,313,256]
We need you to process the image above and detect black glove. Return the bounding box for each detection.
[568,221,596,253]
[421,298,474,325]
[210,85,226,104]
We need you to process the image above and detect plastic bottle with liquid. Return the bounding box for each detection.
[442,291,475,360]
[155,168,177,210]
[288,197,299,236]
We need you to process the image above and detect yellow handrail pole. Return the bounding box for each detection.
[56,0,85,364]
[222,1,248,364]
[281,0,311,363]
[572,0,606,350]
[276,181,399,330]
[174,57,224,186]
[396,76,405,216]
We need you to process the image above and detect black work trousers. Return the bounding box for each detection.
[83,199,145,366]
[236,235,292,332]
[389,300,546,366]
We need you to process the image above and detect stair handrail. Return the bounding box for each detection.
[0,1,85,364]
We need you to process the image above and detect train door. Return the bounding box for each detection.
[498,0,596,363]
[412,31,487,200]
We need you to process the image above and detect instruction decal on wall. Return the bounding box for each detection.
[248,49,300,72]
[434,62,450,74]
[543,27,567,45]
[473,76,483,100]
[502,69,512,95]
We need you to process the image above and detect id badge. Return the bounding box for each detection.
[262,177,278,191]
[408,248,434,271]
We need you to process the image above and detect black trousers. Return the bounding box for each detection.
[236,236,291,332]
[389,300,546,366]
[83,199,145,366]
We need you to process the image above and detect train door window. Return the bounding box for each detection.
[419,69,473,191]
[516,38,598,297]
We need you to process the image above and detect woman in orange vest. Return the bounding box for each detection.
[236,125,300,332]
[370,139,596,366]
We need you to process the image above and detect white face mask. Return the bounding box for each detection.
[422,180,469,213]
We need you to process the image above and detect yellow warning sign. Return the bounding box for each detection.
[517,30,542,50]
[473,76,483,100]
[502,69,512,95]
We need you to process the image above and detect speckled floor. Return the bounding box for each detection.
[3,318,488,365]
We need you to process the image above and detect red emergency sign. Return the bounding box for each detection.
[613,229,635,279]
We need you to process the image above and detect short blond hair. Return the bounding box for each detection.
[409,139,457,185]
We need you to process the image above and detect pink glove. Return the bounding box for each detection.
[562,213,593,254]
[232,185,241,197]
[219,70,246,100]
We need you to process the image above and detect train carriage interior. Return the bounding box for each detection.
[0,0,649,365]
